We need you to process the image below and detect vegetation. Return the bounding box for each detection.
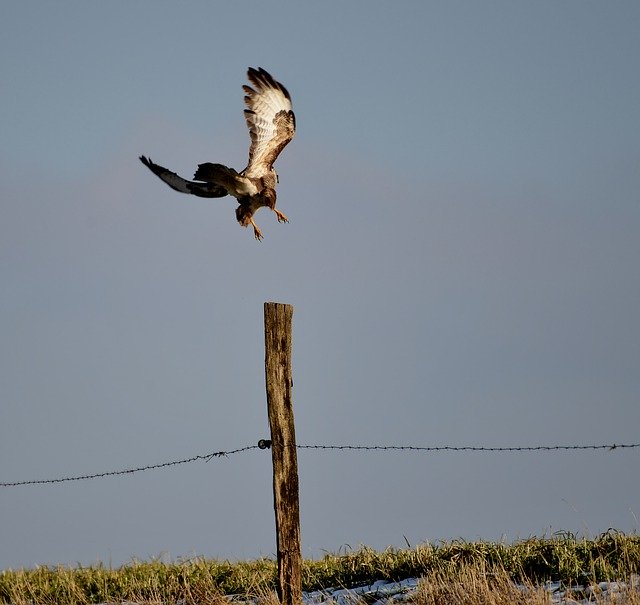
[1,531,639,604]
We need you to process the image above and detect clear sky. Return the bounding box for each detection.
[1,1,639,570]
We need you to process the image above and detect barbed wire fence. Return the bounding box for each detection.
[2,441,639,488]
[6,306,634,601]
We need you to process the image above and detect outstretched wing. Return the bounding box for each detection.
[242,67,296,179]
[139,156,227,198]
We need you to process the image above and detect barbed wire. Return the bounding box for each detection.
[0,445,259,487]
[296,443,640,452]
[1,442,638,488]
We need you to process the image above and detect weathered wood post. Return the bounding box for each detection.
[264,302,302,605]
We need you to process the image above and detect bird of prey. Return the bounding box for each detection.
[139,67,295,240]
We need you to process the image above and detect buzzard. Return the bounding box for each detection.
[139,67,295,240]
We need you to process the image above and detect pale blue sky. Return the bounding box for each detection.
[1,1,639,570]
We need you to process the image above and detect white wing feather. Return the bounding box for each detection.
[242,68,295,178]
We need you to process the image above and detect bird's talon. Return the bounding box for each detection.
[275,210,289,224]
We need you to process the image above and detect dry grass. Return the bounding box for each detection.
[415,562,640,604]
[1,532,639,604]
[0,558,276,605]
[302,530,640,590]
[417,564,548,605]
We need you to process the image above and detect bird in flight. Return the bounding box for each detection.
[140,67,295,240]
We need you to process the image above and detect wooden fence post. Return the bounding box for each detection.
[264,302,302,605]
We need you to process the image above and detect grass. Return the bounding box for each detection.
[415,562,640,605]
[1,531,639,604]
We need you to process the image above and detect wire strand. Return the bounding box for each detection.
[2,442,638,488]
[296,443,640,452]
[0,446,259,487]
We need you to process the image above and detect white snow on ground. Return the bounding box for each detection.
[299,575,640,605]
[303,578,419,605]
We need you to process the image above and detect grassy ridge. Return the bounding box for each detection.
[1,531,639,604]
[304,530,640,586]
